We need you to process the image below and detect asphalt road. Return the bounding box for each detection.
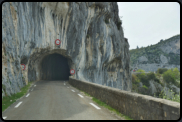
[2,80,124,120]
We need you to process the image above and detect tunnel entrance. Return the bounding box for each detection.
[40,53,71,80]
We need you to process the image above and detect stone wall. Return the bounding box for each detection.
[69,77,180,120]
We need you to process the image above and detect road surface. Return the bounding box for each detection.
[2,80,124,120]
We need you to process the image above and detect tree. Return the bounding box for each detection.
[157,68,168,74]
[163,69,176,84]
[173,67,180,80]
[136,69,145,73]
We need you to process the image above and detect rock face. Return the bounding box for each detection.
[130,34,180,72]
[2,2,132,98]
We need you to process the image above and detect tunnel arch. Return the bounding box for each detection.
[27,49,75,82]
[40,53,71,80]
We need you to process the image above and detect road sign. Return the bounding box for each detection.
[55,39,61,45]
[21,64,26,70]
[70,69,75,75]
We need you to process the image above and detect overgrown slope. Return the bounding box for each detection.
[130,34,180,72]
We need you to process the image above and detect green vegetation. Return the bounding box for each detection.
[129,34,180,66]
[135,70,150,87]
[132,67,180,103]
[157,89,180,103]
[157,68,168,74]
[163,68,180,88]
[142,85,148,90]
[92,97,133,120]
[135,69,145,73]
[2,81,34,112]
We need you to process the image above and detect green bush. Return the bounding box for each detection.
[132,74,140,84]
[158,88,180,103]
[142,85,148,90]
[154,77,160,83]
[163,69,178,85]
[132,84,139,92]
[136,69,145,73]
[146,72,156,80]
[136,73,149,87]
[157,68,168,74]
[172,67,180,80]
[163,69,176,84]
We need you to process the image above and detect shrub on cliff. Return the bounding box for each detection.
[136,69,145,73]
[136,72,149,87]
[142,85,148,90]
[146,72,160,83]
[132,74,140,84]
[163,69,176,84]
[157,68,168,74]
[146,72,155,80]
[172,67,180,80]
[163,68,180,87]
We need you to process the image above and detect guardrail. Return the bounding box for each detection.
[69,76,180,120]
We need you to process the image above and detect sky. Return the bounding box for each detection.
[117,2,180,50]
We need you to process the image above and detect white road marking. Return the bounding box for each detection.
[3,117,7,119]
[67,87,69,88]
[14,101,22,108]
[78,94,84,98]
[34,85,36,87]
[26,93,30,97]
[71,90,75,92]
[90,103,101,109]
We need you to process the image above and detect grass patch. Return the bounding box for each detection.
[92,97,133,120]
[74,87,91,97]
[2,81,34,112]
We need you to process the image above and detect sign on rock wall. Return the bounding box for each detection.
[70,69,75,75]
[55,39,61,45]
[21,64,26,70]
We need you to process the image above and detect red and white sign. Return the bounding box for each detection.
[55,39,61,45]
[70,69,75,75]
[21,64,26,70]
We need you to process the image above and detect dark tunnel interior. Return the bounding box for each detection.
[41,53,71,80]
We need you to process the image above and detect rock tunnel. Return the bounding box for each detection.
[40,53,71,80]
[27,49,74,82]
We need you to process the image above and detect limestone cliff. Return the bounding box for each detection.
[130,34,180,72]
[2,2,132,98]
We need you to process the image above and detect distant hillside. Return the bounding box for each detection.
[130,34,180,72]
